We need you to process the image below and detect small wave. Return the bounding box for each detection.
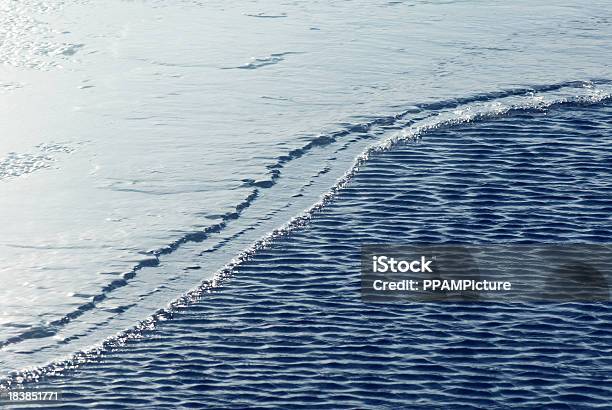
[0,1,83,70]
[0,188,258,351]
[223,52,301,70]
[3,79,611,387]
[0,143,75,181]
[244,12,287,18]
[0,82,24,93]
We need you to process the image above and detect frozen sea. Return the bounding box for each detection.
[1,0,611,407]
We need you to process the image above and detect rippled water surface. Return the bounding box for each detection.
[7,100,612,409]
[1,0,612,407]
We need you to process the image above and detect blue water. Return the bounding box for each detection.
[3,0,612,378]
[6,99,611,408]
